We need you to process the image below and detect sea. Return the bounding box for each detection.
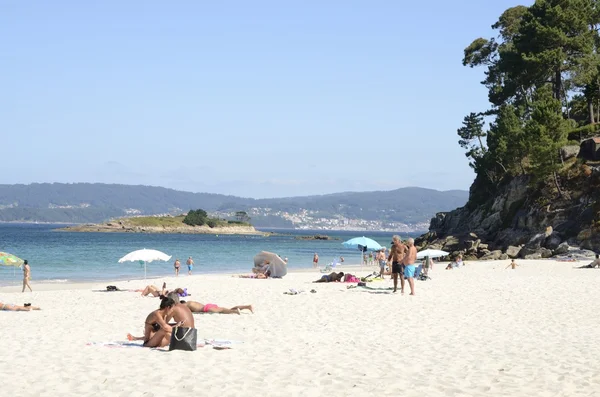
[0,223,421,285]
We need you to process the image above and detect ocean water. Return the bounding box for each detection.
[0,223,419,285]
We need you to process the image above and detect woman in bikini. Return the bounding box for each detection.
[182,300,254,315]
[127,297,185,347]
[0,302,40,311]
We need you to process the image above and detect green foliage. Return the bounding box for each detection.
[525,88,570,180]
[461,0,600,202]
[457,112,487,170]
[183,209,208,226]
[568,123,600,142]
[234,211,251,223]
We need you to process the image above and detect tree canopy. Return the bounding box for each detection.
[460,0,600,202]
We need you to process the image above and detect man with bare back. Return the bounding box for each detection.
[388,235,407,294]
[403,238,417,296]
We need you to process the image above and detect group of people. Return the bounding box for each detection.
[130,284,254,347]
[387,236,418,295]
[173,257,194,276]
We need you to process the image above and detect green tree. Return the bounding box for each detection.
[457,112,487,170]
[524,88,570,195]
[235,211,251,223]
[183,209,208,226]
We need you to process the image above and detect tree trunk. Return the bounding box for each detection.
[554,68,562,101]
[589,98,596,124]
[553,171,564,199]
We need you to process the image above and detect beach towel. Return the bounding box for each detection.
[86,339,243,350]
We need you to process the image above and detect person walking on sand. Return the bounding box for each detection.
[506,259,519,270]
[388,236,407,294]
[313,253,319,268]
[403,238,417,296]
[186,256,194,275]
[22,260,32,293]
[174,258,181,276]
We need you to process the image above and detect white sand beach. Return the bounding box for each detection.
[1,259,600,397]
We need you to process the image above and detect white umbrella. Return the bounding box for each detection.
[118,249,172,280]
[416,249,449,259]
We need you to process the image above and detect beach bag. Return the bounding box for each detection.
[169,327,197,351]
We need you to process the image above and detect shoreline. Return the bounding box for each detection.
[0,263,375,292]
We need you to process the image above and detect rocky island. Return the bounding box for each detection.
[416,3,600,260]
[57,215,264,235]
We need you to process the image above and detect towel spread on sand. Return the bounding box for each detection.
[86,339,243,349]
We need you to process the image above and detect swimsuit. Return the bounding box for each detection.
[1,303,16,311]
[203,303,218,313]
[404,264,416,278]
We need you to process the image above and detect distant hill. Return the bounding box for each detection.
[0,183,468,226]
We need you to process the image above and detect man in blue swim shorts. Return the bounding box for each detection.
[402,238,417,296]
[186,256,194,276]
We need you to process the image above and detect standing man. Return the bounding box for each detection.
[403,238,417,296]
[387,235,406,294]
[313,253,319,268]
[174,258,181,276]
[186,256,194,276]
[22,260,32,292]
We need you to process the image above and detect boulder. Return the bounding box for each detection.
[478,243,489,251]
[544,233,563,251]
[522,248,552,259]
[464,239,481,251]
[540,248,553,258]
[524,252,542,259]
[499,253,509,260]
[481,250,503,260]
[560,145,580,160]
[479,249,491,257]
[553,242,570,255]
[506,245,522,258]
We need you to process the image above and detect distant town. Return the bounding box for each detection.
[221,207,429,233]
[108,206,430,232]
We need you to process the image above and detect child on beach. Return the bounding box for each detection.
[506,259,519,270]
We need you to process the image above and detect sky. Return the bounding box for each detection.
[1,0,533,198]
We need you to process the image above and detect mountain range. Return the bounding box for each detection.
[0,183,469,227]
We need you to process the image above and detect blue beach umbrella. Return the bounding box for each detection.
[342,237,383,266]
[342,236,383,252]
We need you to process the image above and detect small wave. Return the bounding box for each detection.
[44,279,69,283]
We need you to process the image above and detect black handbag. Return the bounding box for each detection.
[169,327,197,351]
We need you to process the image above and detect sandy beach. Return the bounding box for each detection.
[1,259,600,396]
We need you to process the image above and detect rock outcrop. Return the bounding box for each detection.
[57,221,264,235]
[416,174,600,260]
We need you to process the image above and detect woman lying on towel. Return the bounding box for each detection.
[0,302,40,311]
[314,272,345,283]
[181,300,254,315]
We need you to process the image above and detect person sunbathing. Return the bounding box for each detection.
[127,297,184,348]
[578,254,600,268]
[0,302,40,311]
[314,272,345,283]
[181,300,254,315]
[139,283,185,297]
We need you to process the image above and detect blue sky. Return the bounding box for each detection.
[2,0,531,198]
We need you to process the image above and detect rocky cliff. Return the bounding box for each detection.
[416,165,600,260]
